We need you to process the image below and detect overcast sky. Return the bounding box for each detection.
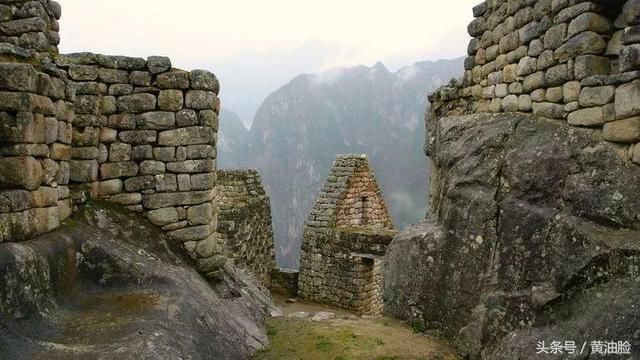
[58,0,476,125]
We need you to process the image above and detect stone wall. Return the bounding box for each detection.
[0,0,226,281]
[216,169,275,287]
[431,0,640,164]
[0,0,73,243]
[298,154,396,315]
[270,268,299,297]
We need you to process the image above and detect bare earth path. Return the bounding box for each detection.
[253,295,462,360]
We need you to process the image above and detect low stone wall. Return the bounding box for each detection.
[298,154,396,315]
[432,0,640,164]
[0,0,73,243]
[216,169,275,287]
[270,268,299,297]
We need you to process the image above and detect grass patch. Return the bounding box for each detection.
[253,316,461,360]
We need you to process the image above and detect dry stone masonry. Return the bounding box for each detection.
[298,154,396,315]
[0,0,226,281]
[431,0,640,163]
[216,169,275,287]
[0,0,73,243]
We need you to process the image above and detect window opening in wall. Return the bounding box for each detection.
[359,196,368,226]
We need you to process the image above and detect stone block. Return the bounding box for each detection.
[615,81,640,118]
[31,186,58,208]
[544,23,567,50]
[0,111,44,144]
[57,121,72,144]
[109,84,134,96]
[98,179,124,195]
[545,87,563,103]
[185,90,215,110]
[158,127,214,146]
[155,70,189,89]
[71,146,99,160]
[68,65,98,81]
[555,32,606,63]
[130,71,151,86]
[0,190,33,213]
[0,156,42,190]
[567,107,604,126]
[109,193,142,205]
[190,70,219,93]
[178,174,191,191]
[185,145,215,159]
[147,56,172,74]
[44,117,58,144]
[574,55,610,80]
[73,114,103,127]
[55,162,70,185]
[176,109,197,126]
[532,102,564,119]
[109,142,132,162]
[69,159,98,183]
[153,147,176,162]
[567,12,611,39]
[158,90,184,111]
[117,93,157,113]
[603,117,640,142]
[140,160,166,175]
[99,127,118,143]
[155,174,177,192]
[98,68,129,84]
[101,95,118,114]
[620,45,640,72]
[523,71,546,92]
[118,130,157,145]
[72,126,99,147]
[168,225,211,242]
[124,175,155,192]
[579,86,615,107]
[142,190,214,209]
[108,113,136,129]
[190,173,215,190]
[137,111,175,129]
[0,63,38,92]
[148,207,179,226]
[187,203,212,225]
[132,145,153,160]
[166,159,215,173]
[100,161,139,179]
[49,143,71,160]
[545,64,570,87]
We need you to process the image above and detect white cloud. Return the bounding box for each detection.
[57,0,477,121]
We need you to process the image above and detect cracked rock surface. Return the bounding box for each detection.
[383,113,640,359]
[0,203,272,359]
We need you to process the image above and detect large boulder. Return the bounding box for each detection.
[383,113,640,359]
[0,203,272,359]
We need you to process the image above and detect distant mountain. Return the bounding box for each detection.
[217,109,249,169]
[218,58,464,268]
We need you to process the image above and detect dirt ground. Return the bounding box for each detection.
[253,295,462,360]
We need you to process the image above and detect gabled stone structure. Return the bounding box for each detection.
[298,154,396,315]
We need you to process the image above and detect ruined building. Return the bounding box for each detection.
[298,154,396,315]
[216,169,275,287]
[0,0,276,285]
[384,0,640,358]
[0,1,276,357]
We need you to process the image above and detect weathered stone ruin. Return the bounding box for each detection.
[433,0,640,160]
[0,1,276,358]
[384,0,640,358]
[216,169,275,287]
[298,154,396,315]
[0,0,225,281]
